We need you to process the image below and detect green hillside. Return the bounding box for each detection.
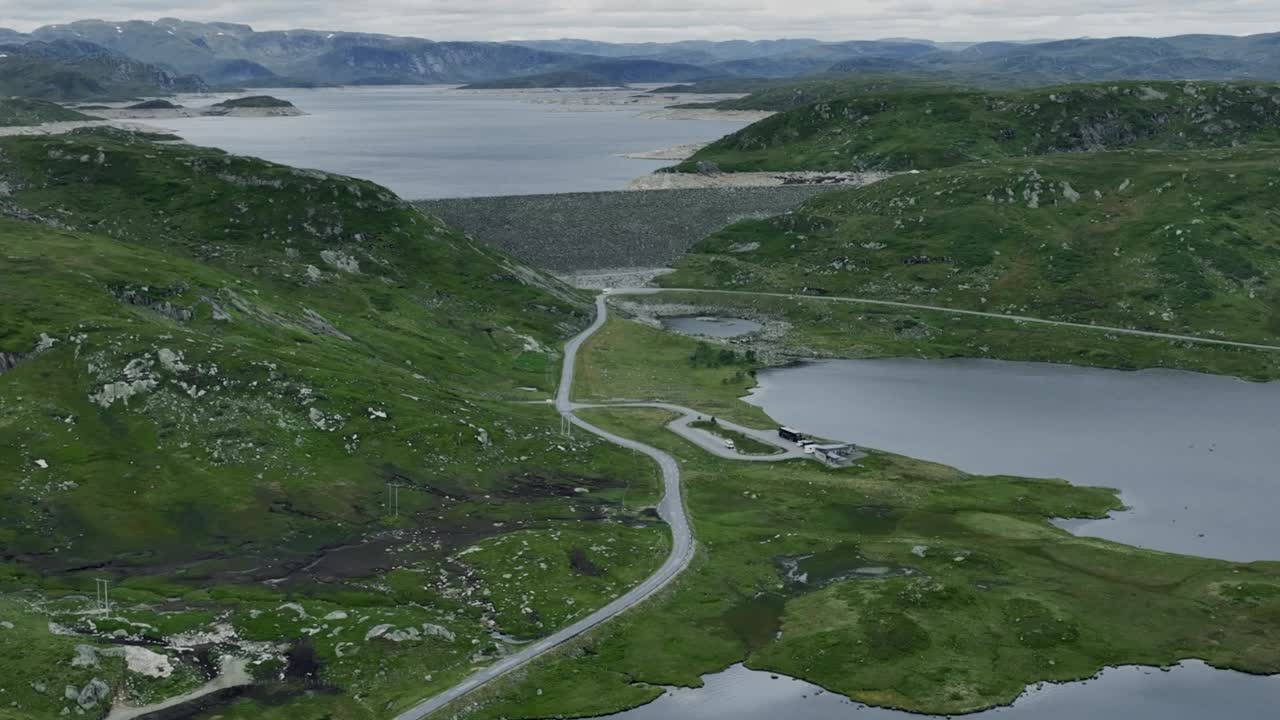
[0,130,664,718]
[0,97,94,126]
[676,81,1280,173]
[663,147,1280,347]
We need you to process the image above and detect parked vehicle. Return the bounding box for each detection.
[724,438,736,450]
[778,426,804,442]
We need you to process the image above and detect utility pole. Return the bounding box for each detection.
[95,578,110,615]
[386,483,401,518]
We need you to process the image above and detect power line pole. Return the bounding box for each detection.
[95,578,110,615]
[386,483,401,518]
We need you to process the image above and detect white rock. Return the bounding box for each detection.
[119,646,173,678]
[35,459,48,469]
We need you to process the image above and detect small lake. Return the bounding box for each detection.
[605,662,1280,720]
[157,86,748,199]
[746,358,1280,562]
[661,316,763,338]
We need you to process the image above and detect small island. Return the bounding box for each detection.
[91,95,303,119]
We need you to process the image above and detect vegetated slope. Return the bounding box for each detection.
[0,129,667,718]
[673,75,972,111]
[459,59,711,89]
[663,147,1280,345]
[0,39,207,100]
[677,81,1280,173]
[0,97,95,126]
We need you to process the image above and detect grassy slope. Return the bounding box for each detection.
[0,131,667,718]
[0,97,94,126]
[572,317,771,426]
[674,75,971,111]
[676,81,1280,173]
[661,147,1280,353]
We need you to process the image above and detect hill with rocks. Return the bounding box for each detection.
[664,146,1280,347]
[0,128,664,718]
[677,81,1280,173]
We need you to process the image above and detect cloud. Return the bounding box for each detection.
[0,0,1274,41]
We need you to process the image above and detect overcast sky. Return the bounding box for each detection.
[1,1,1276,42]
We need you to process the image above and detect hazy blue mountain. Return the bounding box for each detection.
[459,59,713,88]
[0,39,207,100]
[506,38,825,62]
[28,19,582,85]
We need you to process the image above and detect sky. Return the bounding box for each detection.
[0,0,1277,42]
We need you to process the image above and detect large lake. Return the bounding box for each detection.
[601,358,1280,720]
[158,86,748,199]
[746,358,1280,562]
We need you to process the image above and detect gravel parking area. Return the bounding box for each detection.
[415,186,830,272]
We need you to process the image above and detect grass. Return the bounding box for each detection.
[676,81,1280,173]
[0,130,671,718]
[458,403,1280,718]
[573,315,773,427]
[661,146,1280,367]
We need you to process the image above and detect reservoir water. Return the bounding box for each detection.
[746,358,1280,562]
[157,86,749,199]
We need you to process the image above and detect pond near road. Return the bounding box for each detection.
[746,358,1280,562]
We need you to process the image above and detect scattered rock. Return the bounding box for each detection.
[320,250,360,273]
[76,679,109,709]
[71,645,98,668]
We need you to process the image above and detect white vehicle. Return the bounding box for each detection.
[803,444,816,454]
[723,438,736,450]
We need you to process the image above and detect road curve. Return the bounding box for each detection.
[630,287,1280,353]
[394,294,695,720]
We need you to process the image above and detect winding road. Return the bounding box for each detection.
[395,293,699,720]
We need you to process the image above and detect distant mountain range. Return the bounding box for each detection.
[0,39,206,100]
[1,20,1279,98]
